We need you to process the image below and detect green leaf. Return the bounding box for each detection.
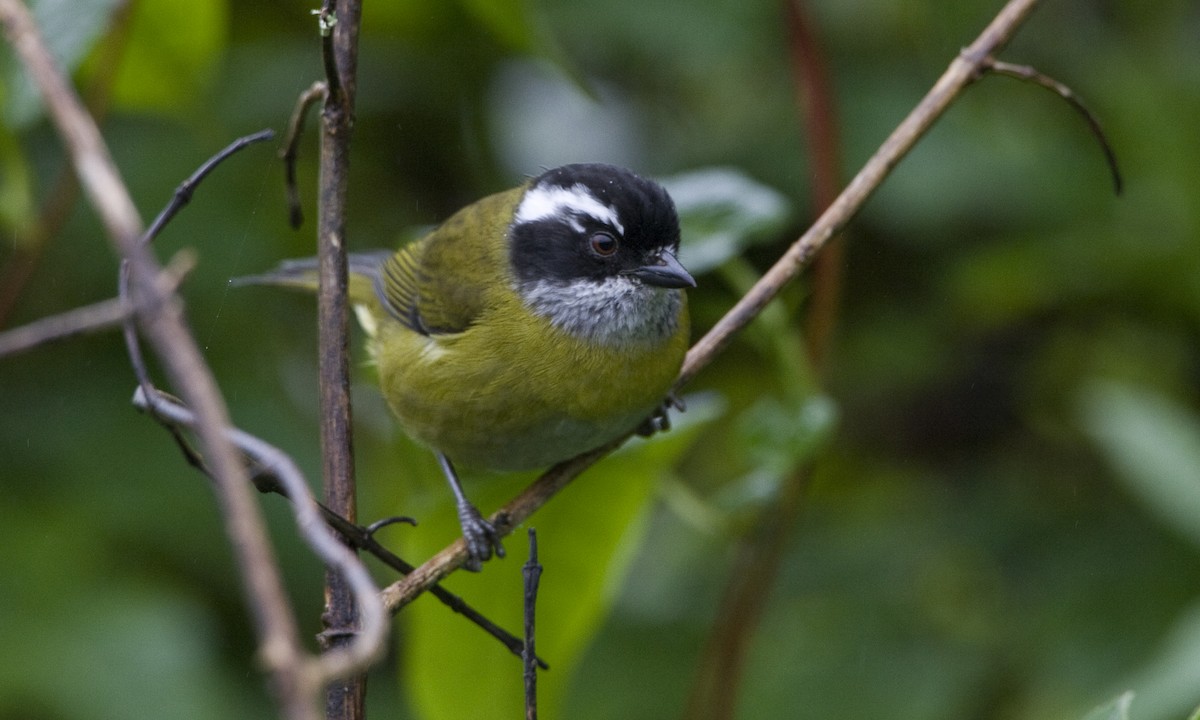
[102,0,226,113]
[1081,692,1135,720]
[462,0,538,54]
[1078,380,1200,549]
[716,393,837,513]
[1,0,122,127]
[396,396,721,720]
[662,168,792,275]
[1110,605,1200,720]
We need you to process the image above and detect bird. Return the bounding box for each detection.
[241,163,694,569]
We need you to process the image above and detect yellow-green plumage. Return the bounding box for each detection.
[243,163,691,564]
[362,185,689,470]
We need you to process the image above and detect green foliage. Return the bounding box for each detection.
[1080,382,1200,550]
[2,0,1200,719]
[0,0,121,127]
[98,0,227,114]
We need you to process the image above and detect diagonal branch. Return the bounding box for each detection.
[378,0,1044,615]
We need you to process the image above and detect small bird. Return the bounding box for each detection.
[243,163,693,569]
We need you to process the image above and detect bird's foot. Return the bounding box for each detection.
[636,392,686,437]
[457,501,506,572]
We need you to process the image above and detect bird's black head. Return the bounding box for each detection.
[508,163,693,290]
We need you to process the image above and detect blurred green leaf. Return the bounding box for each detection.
[715,393,837,515]
[1078,380,1200,549]
[1,0,121,127]
[463,0,538,53]
[663,167,792,275]
[1109,604,1200,720]
[396,396,720,720]
[102,0,226,113]
[1082,692,1134,720]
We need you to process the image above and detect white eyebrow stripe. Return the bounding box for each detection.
[514,183,625,235]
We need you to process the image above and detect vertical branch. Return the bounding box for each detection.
[684,4,842,718]
[789,0,844,371]
[314,1,366,719]
[523,529,543,720]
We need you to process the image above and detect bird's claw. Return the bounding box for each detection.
[457,502,505,572]
[636,392,686,437]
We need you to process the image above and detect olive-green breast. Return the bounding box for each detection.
[372,294,688,470]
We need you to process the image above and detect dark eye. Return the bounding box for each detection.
[589,232,619,257]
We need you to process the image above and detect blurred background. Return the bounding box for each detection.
[2,0,1199,718]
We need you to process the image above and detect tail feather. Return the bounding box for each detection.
[232,250,394,330]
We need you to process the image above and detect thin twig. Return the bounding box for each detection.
[130,372,545,668]
[0,248,194,359]
[143,129,276,243]
[320,512,549,669]
[131,388,387,686]
[523,528,543,720]
[0,296,127,356]
[281,81,327,228]
[980,57,1123,195]
[378,0,1044,614]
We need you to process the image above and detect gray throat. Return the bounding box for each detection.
[518,276,681,348]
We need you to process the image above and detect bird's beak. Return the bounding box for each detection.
[629,250,696,289]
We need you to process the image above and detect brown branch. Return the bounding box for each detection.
[378,0,1044,614]
[380,440,618,611]
[321,511,549,669]
[789,0,845,371]
[0,2,328,718]
[679,0,1040,386]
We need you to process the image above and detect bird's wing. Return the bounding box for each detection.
[377,187,523,336]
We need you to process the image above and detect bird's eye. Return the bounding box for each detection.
[589,232,619,257]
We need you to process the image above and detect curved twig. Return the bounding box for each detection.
[132,389,387,686]
[979,57,1123,195]
[281,81,327,228]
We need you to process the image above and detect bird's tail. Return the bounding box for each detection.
[231,250,393,335]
